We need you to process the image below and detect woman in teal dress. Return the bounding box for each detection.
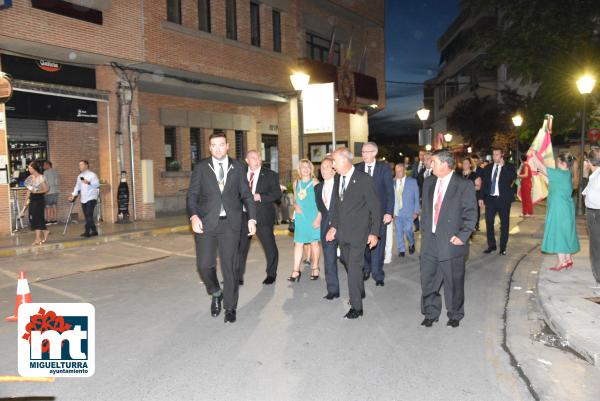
[530,152,580,271]
[289,159,321,282]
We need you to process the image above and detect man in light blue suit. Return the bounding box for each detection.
[393,163,420,257]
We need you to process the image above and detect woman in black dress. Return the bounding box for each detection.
[462,157,482,230]
[21,160,49,245]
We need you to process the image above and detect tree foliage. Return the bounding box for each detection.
[460,0,600,139]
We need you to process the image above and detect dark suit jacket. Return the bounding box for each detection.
[421,173,477,261]
[354,161,394,216]
[479,162,517,203]
[187,157,256,232]
[417,168,432,198]
[412,160,424,179]
[329,169,381,245]
[248,167,282,227]
[315,180,337,237]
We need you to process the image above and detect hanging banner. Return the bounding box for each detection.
[302,82,335,134]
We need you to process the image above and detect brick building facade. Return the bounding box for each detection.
[0,0,384,235]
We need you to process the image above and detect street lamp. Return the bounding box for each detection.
[417,107,430,127]
[425,144,432,151]
[512,114,523,164]
[576,75,596,214]
[290,71,310,160]
[444,132,453,149]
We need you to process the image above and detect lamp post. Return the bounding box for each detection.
[512,114,523,164]
[576,75,596,215]
[290,71,310,160]
[444,132,453,149]
[417,107,431,149]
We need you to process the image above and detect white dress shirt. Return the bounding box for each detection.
[212,157,229,185]
[322,178,334,210]
[247,167,260,194]
[491,163,502,196]
[424,168,432,178]
[339,166,355,197]
[365,163,375,176]
[584,168,600,209]
[432,171,453,233]
[72,170,100,204]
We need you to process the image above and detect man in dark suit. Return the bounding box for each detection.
[412,150,426,179]
[479,147,517,255]
[326,148,381,319]
[416,151,433,198]
[237,150,282,286]
[420,149,477,328]
[355,142,394,286]
[187,132,257,324]
[315,157,340,299]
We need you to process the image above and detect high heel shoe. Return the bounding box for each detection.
[310,268,320,280]
[549,262,571,271]
[565,260,574,269]
[287,270,302,282]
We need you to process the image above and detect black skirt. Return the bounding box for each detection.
[29,193,46,230]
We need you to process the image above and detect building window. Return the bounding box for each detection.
[235,130,246,159]
[167,0,182,24]
[250,2,261,47]
[165,127,178,171]
[198,0,211,32]
[272,10,281,53]
[190,128,203,169]
[226,0,237,40]
[261,134,278,172]
[306,32,340,66]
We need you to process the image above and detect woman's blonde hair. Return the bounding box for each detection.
[296,159,315,180]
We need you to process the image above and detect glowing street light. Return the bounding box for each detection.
[290,71,310,91]
[290,71,311,159]
[417,107,430,123]
[512,114,523,127]
[444,132,453,143]
[576,74,596,214]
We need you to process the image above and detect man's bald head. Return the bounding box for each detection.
[245,150,262,171]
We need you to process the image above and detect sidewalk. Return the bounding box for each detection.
[537,218,600,367]
[0,214,292,258]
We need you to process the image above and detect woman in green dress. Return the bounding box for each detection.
[529,152,580,271]
[288,159,321,282]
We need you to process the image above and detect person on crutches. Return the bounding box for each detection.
[68,160,100,237]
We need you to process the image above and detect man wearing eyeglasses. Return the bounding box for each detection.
[355,142,394,286]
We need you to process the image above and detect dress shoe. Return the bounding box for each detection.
[420,318,438,327]
[224,309,236,323]
[499,250,507,256]
[398,252,405,257]
[238,279,244,285]
[262,276,276,285]
[89,232,98,237]
[344,308,363,319]
[323,292,340,300]
[80,232,91,238]
[210,294,223,317]
[409,245,415,255]
[447,319,460,328]
[362,272,370,281]
[375,280,384,287]
[483,247,497,254]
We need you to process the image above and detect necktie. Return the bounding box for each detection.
[396,179,404,214]
[340,175,346,201]
[433,180,444,228]
[249,171,255,192]
[367,165,372,176]
[425,169,430,178]
[218,162,225,216]
[491,164,499,195]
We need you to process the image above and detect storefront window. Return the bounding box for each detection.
[261,134,278,172]
[165,127,179,171]
[190,128,203,169]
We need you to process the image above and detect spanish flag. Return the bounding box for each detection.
[525,115,555,204]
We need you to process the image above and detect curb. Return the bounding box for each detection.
[0,225,293,258]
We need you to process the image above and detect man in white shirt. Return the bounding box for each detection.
[583,147,600,287]
[68,160,100,237]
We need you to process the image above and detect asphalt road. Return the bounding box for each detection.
[0,213,546,401]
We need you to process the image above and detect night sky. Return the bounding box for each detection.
[369,0,459,141]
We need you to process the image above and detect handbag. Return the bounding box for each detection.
[288,220,295,233]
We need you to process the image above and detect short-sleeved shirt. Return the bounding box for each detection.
[44,169,60,195]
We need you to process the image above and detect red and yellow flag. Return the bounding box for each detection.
[524,114,555,204]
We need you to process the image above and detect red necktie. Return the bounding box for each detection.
[433,180,444,227]
[249,171,255,193]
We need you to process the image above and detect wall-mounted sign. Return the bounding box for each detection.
[36,59,61,73]
[6,91,98,123]
[302,82,335,134]
[0,73,13,104]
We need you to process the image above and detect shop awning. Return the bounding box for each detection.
[12,79,110,102]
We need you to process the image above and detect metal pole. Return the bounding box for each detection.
[128,109,137,221]
[297,90,304,160]
[577,94,587,215]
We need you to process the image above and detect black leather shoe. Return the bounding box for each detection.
[447,319,460,328]
[483,247,497,254]
[344,309,363,319]
[499,249,507,255]
[238,279,244,286]
[375,280,384,287]
[224,309,236,323]
[89,232,98,237]
[323,292,340,300]
[409,245,415,255]
[362,272,370,281]
[262,276,276,285]
[80,233,90,238]
[210,294,223,317]
[398,252,405,257]
[420,318,438,327]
